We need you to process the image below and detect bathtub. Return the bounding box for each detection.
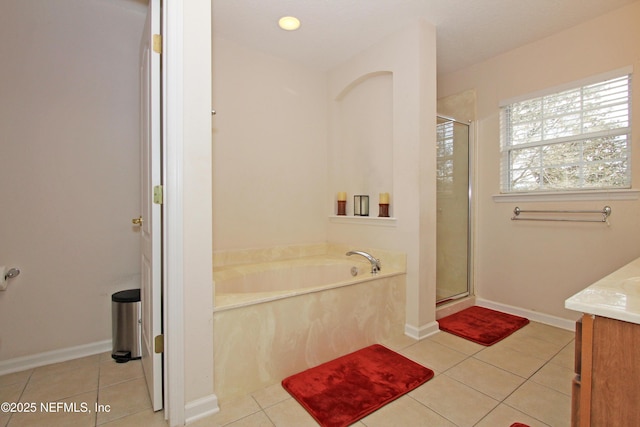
[212,246,407,399]
[214,255,399,309]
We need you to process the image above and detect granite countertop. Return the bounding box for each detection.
[565,257,640,324]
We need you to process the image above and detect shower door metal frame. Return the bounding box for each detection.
[436,115,473,305]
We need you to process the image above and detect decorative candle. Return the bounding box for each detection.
[337,192,347,215]
[378,192,390,217]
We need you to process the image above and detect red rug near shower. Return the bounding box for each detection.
[438,306,529,346]
[281,344,434,427]
[510,423,530,427]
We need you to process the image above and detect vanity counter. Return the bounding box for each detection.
[565,257,640,426]
[565,257,640,324]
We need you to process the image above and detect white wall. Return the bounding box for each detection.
[211,37,328,251]
[327,21,438,336]
[330,71,394,214]
[182,0,216,412]
[438,1,640,321]
[0,0,145,360]
[212,22,438,335]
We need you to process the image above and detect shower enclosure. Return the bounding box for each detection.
[436,116,471,304]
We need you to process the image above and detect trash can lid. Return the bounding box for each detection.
[112,288,141,303]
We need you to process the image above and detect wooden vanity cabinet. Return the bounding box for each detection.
[572,314,640,426]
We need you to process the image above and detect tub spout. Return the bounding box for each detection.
[346,251,381,274]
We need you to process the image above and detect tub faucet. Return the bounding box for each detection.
[346,251,381,274]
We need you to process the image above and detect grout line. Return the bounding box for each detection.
[261,408,277,427]
[5,369,35,427]
[94,361,102,427]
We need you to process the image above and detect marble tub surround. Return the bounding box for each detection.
[213,243,328,268]
[213,243,405,270]
[213,272,406,399]
[213,244,406,310]
[214,256,398,310]
[212,244,407,398]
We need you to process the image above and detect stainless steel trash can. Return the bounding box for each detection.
[111,289,142,363]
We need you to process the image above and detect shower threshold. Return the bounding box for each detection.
[436,291,470,306]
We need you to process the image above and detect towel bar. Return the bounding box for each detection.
[511,206,611,223]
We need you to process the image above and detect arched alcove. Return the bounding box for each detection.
[331,71,393,215]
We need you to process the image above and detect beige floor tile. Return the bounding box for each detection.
[495,332,567,361]
[0,382,27,427]
[2,321,575,427]
[0,382,25,405]
[251,383,290,409]
[98,408,167,427]
[474,344,547,378]
[505,380,571,427]
[0,370,32,388]
[8,390,97,427]
[428,331,486,356]
[226,411,275,427]
[549,341,576,371]
[409,375,499,426]
[191,394,261,427]
[30,355,100,382]
[378,333,419,352]
[445,357,525,400]
[400,339,467,373]
[98,360,143,389]
[20,365,99,403]
[518,321,575,347]
[95,377,151,425]
[475,403,550,427]
[263,398,318,427]
[1,409,9,426]
[361,395,457,427]
[530,362,574,396]
[98,352,115,364]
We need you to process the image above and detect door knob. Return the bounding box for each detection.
[132,216,143,226]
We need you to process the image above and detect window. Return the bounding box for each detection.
[436,120,454,193]
[500,72,632,193]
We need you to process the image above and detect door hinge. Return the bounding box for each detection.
[152,34,162,54]
[153,185,163,204]
[154,334,164,354]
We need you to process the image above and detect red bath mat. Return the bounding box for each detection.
[282,344,434,427]
[438,306,529,346]
[510,423,530,427]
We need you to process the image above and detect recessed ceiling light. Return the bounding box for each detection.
[278,16,301,31]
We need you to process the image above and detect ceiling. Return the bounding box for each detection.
[212,0,637,75]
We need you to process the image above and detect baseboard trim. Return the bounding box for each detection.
[0,340,112,376]
[185,394,219,425]
[475,298,577,331]
[404,320,440,340]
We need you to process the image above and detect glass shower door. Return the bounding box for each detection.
[436,116,470,304]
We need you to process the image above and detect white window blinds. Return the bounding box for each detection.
[500,72,632,193]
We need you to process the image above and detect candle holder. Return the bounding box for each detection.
[337,200,346,215]
[378,204,389,217]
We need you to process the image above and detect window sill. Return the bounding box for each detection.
[329,215,397,227]
[493,189,640,203]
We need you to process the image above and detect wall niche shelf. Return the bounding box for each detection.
[329,215,397,227]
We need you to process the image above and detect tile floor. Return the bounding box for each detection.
[0,352,166,427]
[195,321,575,427]
[0,320,575,427]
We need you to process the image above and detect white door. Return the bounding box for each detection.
[138,0,163,411]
